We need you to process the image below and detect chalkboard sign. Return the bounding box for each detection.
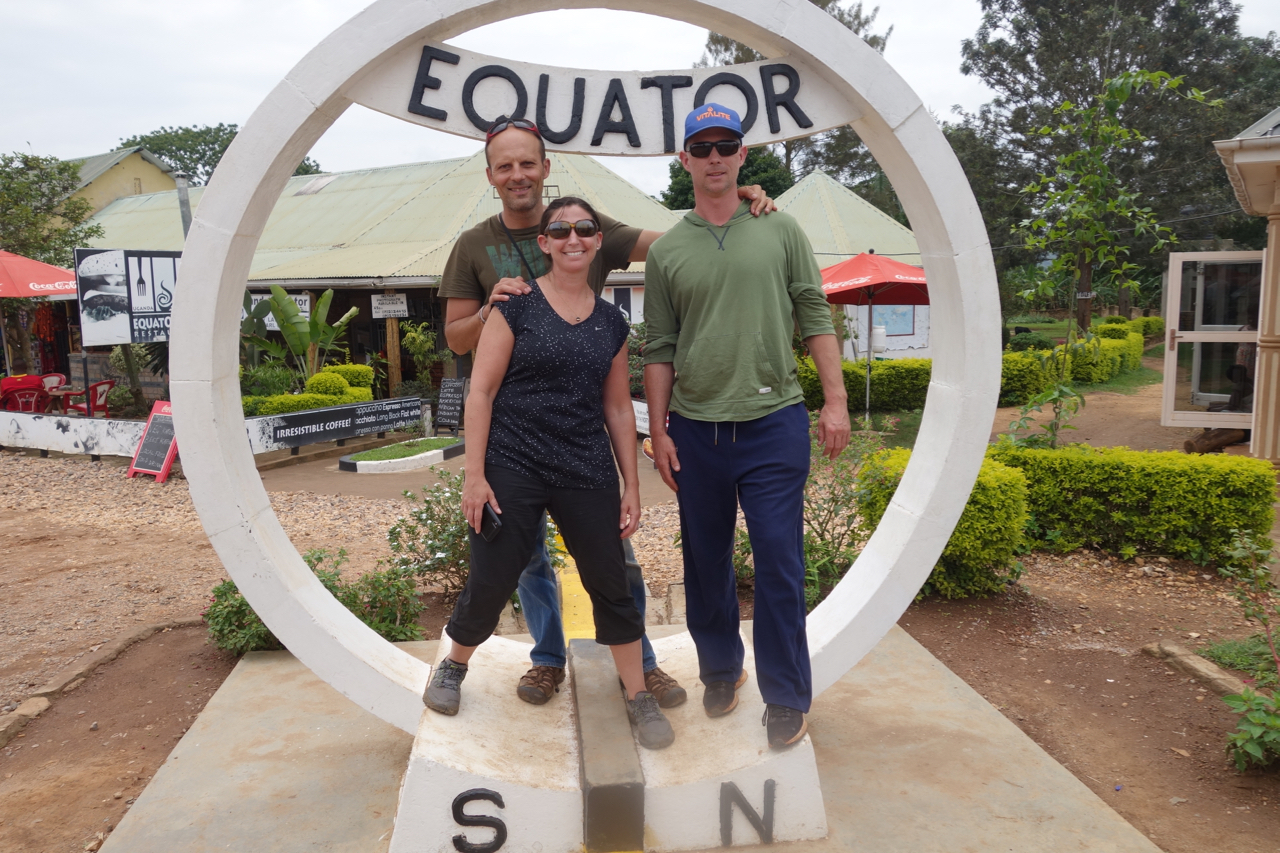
[128,400,179,483]
[435,378,466,433]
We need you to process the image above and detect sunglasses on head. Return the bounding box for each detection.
[486,117,541,140]
[685,139,742,158]
[544,219,600,240]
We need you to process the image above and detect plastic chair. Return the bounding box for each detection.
[67,380,114,417]
[2,387,52,413]
[41,373,67,391]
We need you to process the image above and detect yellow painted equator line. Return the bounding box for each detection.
[555,534,595,640]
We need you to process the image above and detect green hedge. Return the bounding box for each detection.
[1101,315,1130,325]
[857,448,1028,598]
[1130,316,1164,337]
[988,444,1275,562]
[1096,324,1131,339]
[1008,331,1055,351]
[245,390,372,416]
[322,363,375,388]
[305,371,350,396]
[999,351,1049,405]
[797,356,931,413]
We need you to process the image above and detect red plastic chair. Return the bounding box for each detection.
[2,387,52,412]
[41,373,67,391]
[67,380,114,417]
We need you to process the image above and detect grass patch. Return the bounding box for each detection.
[1080,366,1163,395]
[877,409,923,449]
[350,437,458,462]
[1199,635,1278,688]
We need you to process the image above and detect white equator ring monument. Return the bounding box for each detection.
[169,1,1000,849]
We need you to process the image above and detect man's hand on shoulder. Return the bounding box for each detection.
[737,185,778,217]
[490,277,532,304]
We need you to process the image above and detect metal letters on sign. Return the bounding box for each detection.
[372,293,409,319]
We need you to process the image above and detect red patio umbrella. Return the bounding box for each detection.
[820,252,928,305]
[819,253,928,426]
[0,251,77,300]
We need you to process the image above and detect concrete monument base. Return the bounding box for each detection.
[100,625,1160,853]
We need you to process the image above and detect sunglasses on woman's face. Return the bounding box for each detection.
[685,139,742,158]
[544,219,600,240]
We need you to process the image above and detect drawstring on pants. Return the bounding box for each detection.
[713,423,739,446]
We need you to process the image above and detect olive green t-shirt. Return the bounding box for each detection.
[438,213,642,300]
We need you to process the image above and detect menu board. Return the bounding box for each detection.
[435,379,466,431]
[127,401,179,483]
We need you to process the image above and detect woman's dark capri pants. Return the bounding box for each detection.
[445,464,645,649]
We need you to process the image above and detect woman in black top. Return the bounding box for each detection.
[423,197,673,749]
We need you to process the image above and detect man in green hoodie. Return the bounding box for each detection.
[643,103,850,750]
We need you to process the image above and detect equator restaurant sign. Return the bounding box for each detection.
[348,42,862,155]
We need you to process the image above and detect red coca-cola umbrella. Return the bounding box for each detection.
[820,253,928,426]
[0,251,77,300]
[820,252,928,305]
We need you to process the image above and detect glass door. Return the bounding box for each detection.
[1161,251,1265,429]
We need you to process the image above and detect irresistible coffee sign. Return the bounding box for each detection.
[347,42,862,156]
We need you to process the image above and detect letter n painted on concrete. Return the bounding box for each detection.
[719,780,774,846]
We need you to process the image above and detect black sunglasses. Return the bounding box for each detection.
[544,219,600,240]
[685,139,742,158]
[486,117,541,140]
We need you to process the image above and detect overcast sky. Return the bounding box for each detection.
[3,1,1278,196]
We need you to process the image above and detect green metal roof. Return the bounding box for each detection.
[774,170,921,266]
[88,152,921,281]
[87,151,681,282]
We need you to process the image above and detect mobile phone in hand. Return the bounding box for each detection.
[480,503,502,542]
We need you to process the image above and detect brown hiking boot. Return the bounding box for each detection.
[517,665,565,706]
[644,667,688,709]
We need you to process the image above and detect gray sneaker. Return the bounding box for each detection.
[424,658,468,715]
[626,691,675,750]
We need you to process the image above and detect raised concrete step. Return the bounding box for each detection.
[389,636,581,853]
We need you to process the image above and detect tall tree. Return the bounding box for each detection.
[960,0,1280,267]
[120,124,323,185]
[0,153,104,373]
[661,146,794,211]
[696,0,894,209]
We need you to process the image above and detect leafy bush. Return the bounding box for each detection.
[796,356,931,413]
[857,448,1028,598]
[321,363,375,389]
[345,387,373,403]
[393,378,438,409]
[305,371,350,396]
[1068,337,1119,384]
[988,445,1275,562]
[1101,315,1130,325]
[628,322,646,399]
[1096,324,1131,339]
[1130,316,1164,337]
[1007,331,1056,351]
[241,362,298,396]
[253,393,346,415]
[203,548,423,655]
[999,351,1050,406]
[106,385,134,413]
[1223,689,1280,771]
[241,396,266,417]
[386,470,472,598]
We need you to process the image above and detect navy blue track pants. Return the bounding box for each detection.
[668,402,812,712]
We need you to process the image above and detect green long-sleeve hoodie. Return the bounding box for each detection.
[643,201,836,422]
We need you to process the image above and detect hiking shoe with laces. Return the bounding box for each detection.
[517,665,565,706]
[762,704,808,749]
[626,691,676,750]
[644,667,688,709]
[423,658,468,716]
[702,668,748,718]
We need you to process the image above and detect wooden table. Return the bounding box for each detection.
[47,387,85,414]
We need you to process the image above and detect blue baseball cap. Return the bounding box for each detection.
[683,103,744,147]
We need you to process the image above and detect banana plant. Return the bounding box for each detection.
[246,285,359,378]
[240,291,283,367]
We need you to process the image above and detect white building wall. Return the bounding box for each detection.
[842,304,931,360]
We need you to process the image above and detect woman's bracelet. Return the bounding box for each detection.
[477,304,490,324]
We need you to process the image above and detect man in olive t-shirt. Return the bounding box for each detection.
[437,117,774,710]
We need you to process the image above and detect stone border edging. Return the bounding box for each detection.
[0,617,205,747]
[1142,640,1248,696]
[337,439,464,473]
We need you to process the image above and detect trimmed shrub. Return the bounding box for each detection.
[242,396,266,417]
[1096,324,1131,339]
[1121,332,1144,370]
[1069,338,1119,384]
[1008,331,1056,351]
[796,356,931,413]
[987,444,1275,562]
[1129,316,1165,337]
[1101,315,1130,325]
[857,448,1028,598]
[305,371,350,396]
[254,393,347,415]
[1000,351,1049,406]
[344,387,374,403]
[241,363,297,397]
[322,363,375,389]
